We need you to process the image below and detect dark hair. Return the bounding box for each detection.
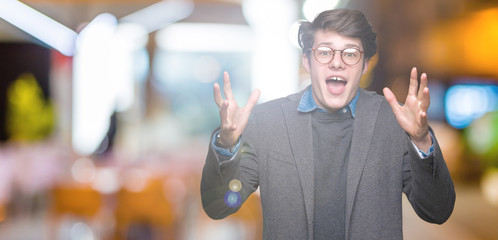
[298,9,377,60]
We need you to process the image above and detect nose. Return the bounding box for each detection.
[328,52,345,69]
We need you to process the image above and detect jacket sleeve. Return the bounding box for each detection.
[201,123,260,219]
[402,127,456,224]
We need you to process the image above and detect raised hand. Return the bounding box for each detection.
[383,67,432,152]
[213,71,261,147]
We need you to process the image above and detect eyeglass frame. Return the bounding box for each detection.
[310,47,364,66]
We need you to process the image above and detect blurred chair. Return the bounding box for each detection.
[51,185,102,218]
[49,184,104,239]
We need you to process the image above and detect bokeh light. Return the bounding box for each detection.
[70,222,95,240]
[224,191,241,208]
[163,177,187,204]
[122,168,148,193]
[71,157,96,183]
[465,111,498,166]
[303,0,341,21]
[445,84,498,129]
[481,168,498,207]
[91,168,119,194]
[229,179,242,192]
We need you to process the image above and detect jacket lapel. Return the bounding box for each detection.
[282,96,315,240]
[345,89,382,239]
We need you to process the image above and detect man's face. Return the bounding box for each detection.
[303,30,369,112]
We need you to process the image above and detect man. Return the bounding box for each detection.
[201,8,455,240]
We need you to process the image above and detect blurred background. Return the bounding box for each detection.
[0,0,497,239]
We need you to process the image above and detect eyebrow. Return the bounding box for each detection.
[317,42,361,49]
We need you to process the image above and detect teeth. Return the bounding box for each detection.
[329,77,344,81]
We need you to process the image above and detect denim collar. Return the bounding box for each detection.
[297,86,359,118]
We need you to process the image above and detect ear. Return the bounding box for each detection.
[302,54,311,73]
[361,58,370,75]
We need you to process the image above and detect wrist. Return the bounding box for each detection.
[216,132,237,149]
[410,132,431,152]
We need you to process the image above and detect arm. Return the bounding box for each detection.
[201,71,260,219]
[201,131,243,219]
[201,128,260,219]
[384,67,455,223]
[402,129,455,224]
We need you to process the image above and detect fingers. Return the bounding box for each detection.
[223,71,234,101]
[420,87,430,112]
[408,67,418,97]
[409,67,431,110]
[219,100,229,126]
[383,87,399,114]
[219,100,236,131]
[244,89,261,112]
[416,71,431,114]
[216,71,261,139]
[214,71,236,108]
[421,111,427,119]
[213,83,223,108]
[417,72,428,100]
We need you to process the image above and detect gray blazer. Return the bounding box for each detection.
[201,87,455,240]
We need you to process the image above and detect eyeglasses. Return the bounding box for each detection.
[311,46,364,66]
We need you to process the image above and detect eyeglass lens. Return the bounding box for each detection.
[314,47,362,65]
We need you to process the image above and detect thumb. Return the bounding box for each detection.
[245,89,261,112]
[383,87,399,114]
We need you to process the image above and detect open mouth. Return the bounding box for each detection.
[326,76,347,94]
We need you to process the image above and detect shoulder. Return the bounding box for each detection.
[358,88,385,103]
[359,88,390,108]
[358,88,396,120]
[243,89,305,140]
